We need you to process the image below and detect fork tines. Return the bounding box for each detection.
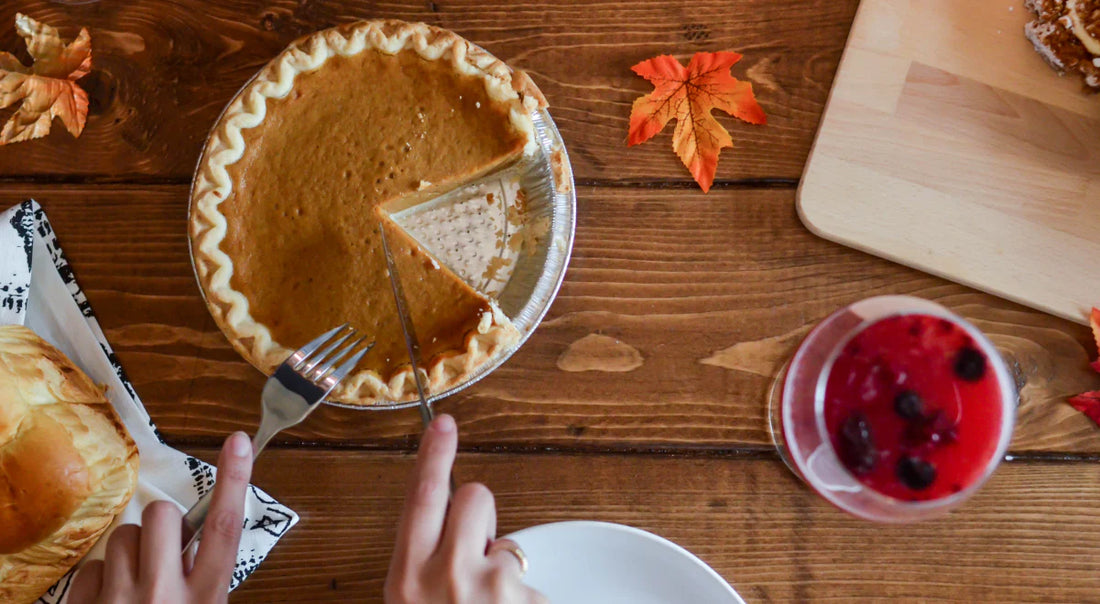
[290,324,372,387]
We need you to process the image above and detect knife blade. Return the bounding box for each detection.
[380,228,457,496]
[379,227,434,428]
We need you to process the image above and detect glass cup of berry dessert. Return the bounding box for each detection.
[767,296,1017,522]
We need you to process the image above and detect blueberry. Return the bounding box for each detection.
[838,412,876,475]
[897,456,937,490]
[893,390,924,419]
[954,347,986,382]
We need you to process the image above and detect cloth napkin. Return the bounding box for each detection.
[0,200,298,603]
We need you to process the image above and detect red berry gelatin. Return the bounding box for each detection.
[823,314,1004,501]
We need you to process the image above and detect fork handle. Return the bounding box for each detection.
[180,419,281,555]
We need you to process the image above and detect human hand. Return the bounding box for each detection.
[385,414,546,604]
[69,431,254,604]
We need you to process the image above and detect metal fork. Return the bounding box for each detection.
[180,324,372,553]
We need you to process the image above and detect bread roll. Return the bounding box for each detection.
[0,325,139,603]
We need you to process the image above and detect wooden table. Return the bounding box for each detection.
[4,1,1099,601]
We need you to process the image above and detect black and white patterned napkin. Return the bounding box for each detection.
[0,200,298,602]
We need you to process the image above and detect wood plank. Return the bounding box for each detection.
[5,185,1097,453]
[186,448,1100,602]
[0,0,858,182]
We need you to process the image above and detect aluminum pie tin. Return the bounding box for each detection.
[189,79,577,411]
[351,108,576,410]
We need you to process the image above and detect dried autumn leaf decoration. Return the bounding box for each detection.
[628,51,766,192]
[1068,307,1100,427]
[0,13,91,145]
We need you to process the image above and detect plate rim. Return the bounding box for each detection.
[506,520,743,603]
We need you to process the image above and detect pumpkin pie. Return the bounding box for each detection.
[189,20,547,405]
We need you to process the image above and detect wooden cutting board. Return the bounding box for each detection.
[798,0,1100,324]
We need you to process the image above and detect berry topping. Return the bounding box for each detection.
[838,412,877,475]
[823,314,1005,502]
[905,410,958,447]
[953,347,986,382]
[893,390,924,419]
[897,456,937,490]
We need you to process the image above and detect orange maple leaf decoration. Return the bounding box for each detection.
[628,51,766,192]
[1068,307,1100,426]
[0,13,91,145]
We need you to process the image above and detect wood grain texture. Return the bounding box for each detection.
[0,0,858,182]
[5,4,1097,602]
[5,184,1097,454]
[192,448,1100,602]
[798,0,1100,323]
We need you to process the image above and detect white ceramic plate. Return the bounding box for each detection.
[506,521,744,604]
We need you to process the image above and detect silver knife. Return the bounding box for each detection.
[379,227,434,428]
[380,228,456,495]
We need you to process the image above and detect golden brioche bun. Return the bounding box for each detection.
[0,325,139,603]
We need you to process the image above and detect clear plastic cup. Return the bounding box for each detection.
[767,296,1017,522]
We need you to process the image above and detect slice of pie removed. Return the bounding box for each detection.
[189,20,547,405]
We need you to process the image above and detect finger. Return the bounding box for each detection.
[441,482,496,560]
[182,542,196,575]
[67,560,104,603]
[392,414,458,567]
[139,501,183,585]
[485,538,526,577]
[101,524,140,592]
[481,563,537,604]
[192,431,252,587]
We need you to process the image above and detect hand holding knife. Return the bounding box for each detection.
[380,227,456,495]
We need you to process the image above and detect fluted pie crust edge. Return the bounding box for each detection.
[189,20,546,404]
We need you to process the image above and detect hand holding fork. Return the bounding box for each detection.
[180,324,372,552]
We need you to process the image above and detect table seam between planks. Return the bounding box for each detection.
[173,438,1100,463]
[0,176,801,188]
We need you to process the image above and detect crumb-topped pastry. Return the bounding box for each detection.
[189,20,547,405]
[1025,0,1100,90]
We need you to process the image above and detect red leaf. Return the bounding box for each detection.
[1069,307,1100,426]
[628,51,766,192]
[1069,391,1100,427]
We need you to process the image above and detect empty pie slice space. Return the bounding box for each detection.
[189,20,549,405]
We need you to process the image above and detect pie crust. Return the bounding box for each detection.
[190,20,545,404]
